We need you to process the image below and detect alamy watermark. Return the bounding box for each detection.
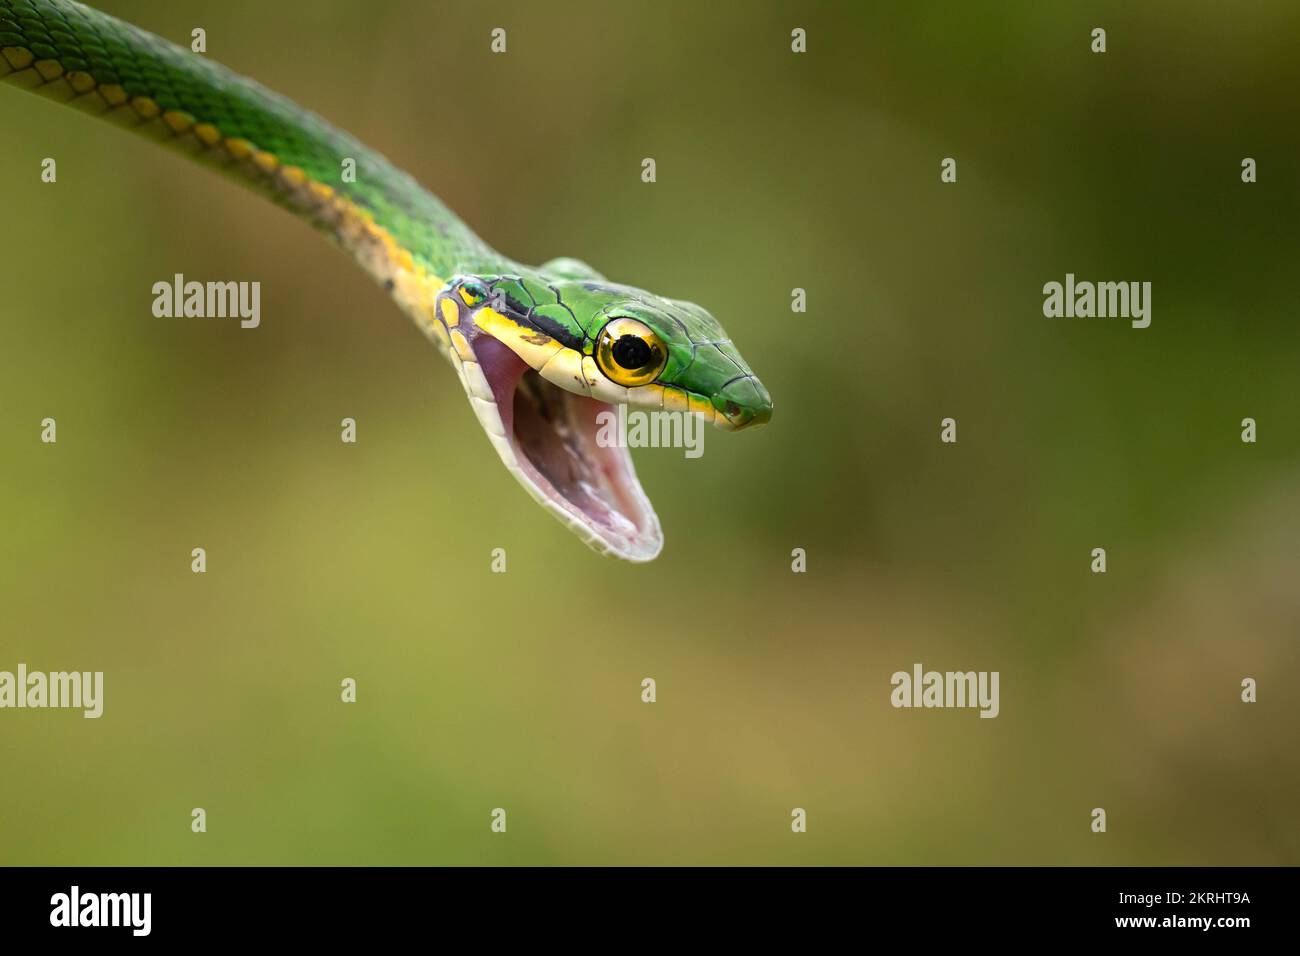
[50,886,150,936]
[1043,273,1151,329]
[890,663,999,718]
[152,273,260,328]
[0,664,103,718]
[595,406,704,459]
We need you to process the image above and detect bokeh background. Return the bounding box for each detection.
[2,0,1297,865]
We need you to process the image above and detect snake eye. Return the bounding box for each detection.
[595,318,667,387]
[458,281,488,307]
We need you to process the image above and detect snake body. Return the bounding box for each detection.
[1,0,772,560]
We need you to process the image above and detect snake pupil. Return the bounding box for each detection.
[612,335,652,370]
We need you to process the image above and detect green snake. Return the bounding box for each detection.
[2,0,772,561]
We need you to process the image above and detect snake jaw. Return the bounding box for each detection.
[426,272,769,559]
[465,334,664,561]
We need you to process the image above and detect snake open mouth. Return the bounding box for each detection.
[471,336,663,561]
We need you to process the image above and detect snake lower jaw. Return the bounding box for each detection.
[466,335,664,561]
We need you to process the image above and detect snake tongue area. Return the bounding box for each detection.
[472,336,663,561]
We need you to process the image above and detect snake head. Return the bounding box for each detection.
[433,271,772,561]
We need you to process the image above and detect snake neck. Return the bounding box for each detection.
[0,0,510,339]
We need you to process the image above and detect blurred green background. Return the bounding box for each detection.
[2,0,1298,865]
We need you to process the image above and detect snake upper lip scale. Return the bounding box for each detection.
[0,0,774,561]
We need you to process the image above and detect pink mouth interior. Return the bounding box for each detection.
[473,336,658,550]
